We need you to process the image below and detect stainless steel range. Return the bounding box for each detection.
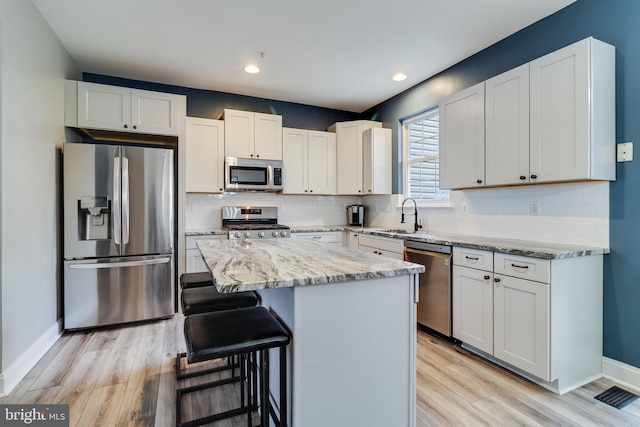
[223,206,291,239]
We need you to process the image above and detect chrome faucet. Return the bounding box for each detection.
[401,198,422,233]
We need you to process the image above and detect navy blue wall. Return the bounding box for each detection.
[84,73,360,130]
[364,0,640,368]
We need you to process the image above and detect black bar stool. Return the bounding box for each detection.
[177,306,290,427]
[179,271,215,290]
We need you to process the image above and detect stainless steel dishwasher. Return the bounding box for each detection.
[404,240,452,337]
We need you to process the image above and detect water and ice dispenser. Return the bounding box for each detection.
[77,196,110,240]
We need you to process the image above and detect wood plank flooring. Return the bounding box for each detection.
[2,315,639,426]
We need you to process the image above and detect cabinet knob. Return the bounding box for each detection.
[133,125,137,130]
[358,190,362,193]
[219,188,223,191]
[484,275,490,280]
[250,154,254,158]
[124,124,128,129]
[310,189,313,192]
[520,175,526,180]
[494,277,501,283]
[256,154,260,158]
[476,179,482,184]
[304,190,308,192]
[531,174,538,179]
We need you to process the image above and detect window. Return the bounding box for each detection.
[403,108,449,202]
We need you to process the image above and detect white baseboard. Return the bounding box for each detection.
[0,320,62,396]
[602,356,640,393]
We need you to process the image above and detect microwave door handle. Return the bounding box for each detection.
[113,156,121,245]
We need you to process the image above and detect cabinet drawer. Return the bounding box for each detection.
[293,231,343,244]
[494,253,550,283]
[453,247,493,271]
[358,234,404,253]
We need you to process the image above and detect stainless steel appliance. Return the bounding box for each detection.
[224,157,283,192]
[63,142,174,330]
[223,206,291,239]
[347,204,365,226]
[404,240,452,337]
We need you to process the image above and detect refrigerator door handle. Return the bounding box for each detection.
[122,156,130,244]
[113,156,121,245]
[67,257,171,269]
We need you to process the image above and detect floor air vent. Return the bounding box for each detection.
[594,386,639,409]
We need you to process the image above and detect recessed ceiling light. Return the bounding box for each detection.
[244,64,260,74]
[393,73,407,82]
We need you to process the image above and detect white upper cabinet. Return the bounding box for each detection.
[185,117,225,193]
[440,37,615,190]
[439,82,486,189]
[530,37,615,183]
[282,128,336,195]
[223,109,283,160]
[72,81,180,136]
[329,120,382,195]
[363,127,392,195]
[485,64,530,186]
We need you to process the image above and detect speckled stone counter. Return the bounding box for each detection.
[185,228,227,236]
[197,238,424,293]
[360,230,609,260]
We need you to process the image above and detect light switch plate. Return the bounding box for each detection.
[617,142,633,162]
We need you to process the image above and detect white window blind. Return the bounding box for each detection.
[404,108,449,201]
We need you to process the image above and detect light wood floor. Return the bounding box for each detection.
[2,315,640,426]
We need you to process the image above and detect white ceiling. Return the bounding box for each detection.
[32,0,575,113]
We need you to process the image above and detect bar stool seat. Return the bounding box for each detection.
[177,307,290,427]
[181,286,258,315]
[179,271,214,290]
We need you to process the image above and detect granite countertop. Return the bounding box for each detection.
[197,239,424,293]
[187,225,609,259]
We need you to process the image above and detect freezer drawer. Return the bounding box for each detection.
[64,255,173,330]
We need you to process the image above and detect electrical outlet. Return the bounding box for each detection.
[530,201,540,216]
[461,203,469,216]
[618,142,633,162]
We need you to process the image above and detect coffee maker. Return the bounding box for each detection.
[347,205,365,226]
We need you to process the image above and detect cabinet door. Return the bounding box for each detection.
[282,128,308,194]
[224,109,255,158]
[439,82,485,189]
[452,265,493,354]
[254,112,283,160]
[186,248,207,273]
[336,122,364,195]
[186,118,225,193]
[346,232,359,250]
[530,39,590,183]
[130,89,179,136]
[308,131,336,195]
[77,82,130,131]
[493,274,550,380]
[485,64,530,186]
[363,128,392,195]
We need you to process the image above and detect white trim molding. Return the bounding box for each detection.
[602,357,640,393]
[0,321,62,396]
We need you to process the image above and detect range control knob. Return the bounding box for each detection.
[280,230,287,237]
[244,231,251,238]
[258,231,265,238]
[233,231,241,239]
[272,231,278,237]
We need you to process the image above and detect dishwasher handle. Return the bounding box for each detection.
[404,247,453,262]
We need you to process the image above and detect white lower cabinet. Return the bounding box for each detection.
[185,235,225,273]
[452,247,602,394]
[358,234,404,260]
[345,231,360,250]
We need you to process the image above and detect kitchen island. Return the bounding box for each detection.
[197,239,424,427]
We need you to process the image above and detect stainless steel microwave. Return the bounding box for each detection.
[224,157,283,192]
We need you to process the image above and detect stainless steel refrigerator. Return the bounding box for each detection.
[63,142,174,330]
